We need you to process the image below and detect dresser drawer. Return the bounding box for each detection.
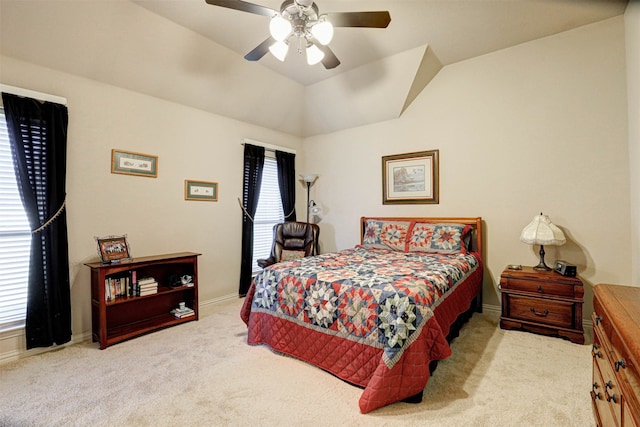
[501,277,576,298]
[506,294,573,328]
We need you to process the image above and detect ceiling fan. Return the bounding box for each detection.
[204,0,391,69]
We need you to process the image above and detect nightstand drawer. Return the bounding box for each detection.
[507,294,573,328]
[501,276,576,298]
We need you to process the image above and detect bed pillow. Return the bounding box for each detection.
[281,249,305,261]
[408,222,471,254]
[362,219,411,251]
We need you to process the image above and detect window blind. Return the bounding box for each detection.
[252,156,284,272]
[0,109,31,329]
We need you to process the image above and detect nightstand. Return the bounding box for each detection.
[499,266,584,344]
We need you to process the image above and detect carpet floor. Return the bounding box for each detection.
[0,298,595,426]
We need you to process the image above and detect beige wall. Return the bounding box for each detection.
[626,1,640,285]
[0,56,303,360]
[0,7,634,362]
[302,17,630,315]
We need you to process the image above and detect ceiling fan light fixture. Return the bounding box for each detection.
[269,40,289,61]
[311,19,333,45]
[306,44,324,65]
[269,15,292,41]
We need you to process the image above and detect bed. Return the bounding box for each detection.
[240,216,484,413]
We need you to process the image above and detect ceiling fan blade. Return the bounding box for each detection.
[327,11,391,28]
[316,43,340,69]
[244,37,276,61]
[204,0,277,17]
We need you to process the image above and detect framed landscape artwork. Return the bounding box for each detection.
[382,150,439,204]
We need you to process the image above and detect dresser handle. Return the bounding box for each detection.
[529,307,549,317]
[595,316,602,325]
[537,285,543,293]
[591,344,601,358]
[615,359,626,372]
[606,393,618,404]
[593,391,603,400]
[605,381,613,390]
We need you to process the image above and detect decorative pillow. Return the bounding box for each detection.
[408,223,471,254]
[281,249,305,262]
[362,220,411,251]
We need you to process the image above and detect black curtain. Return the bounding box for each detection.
[275,150,296,222]
[239,144,265,296]
[2,92,71,349]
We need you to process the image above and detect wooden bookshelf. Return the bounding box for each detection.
[85,252,200,349]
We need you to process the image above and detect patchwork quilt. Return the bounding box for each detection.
[241,246,482,413]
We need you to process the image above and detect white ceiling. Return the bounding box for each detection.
[133,0,629,86]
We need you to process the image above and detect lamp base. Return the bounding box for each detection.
[532,245,552,270]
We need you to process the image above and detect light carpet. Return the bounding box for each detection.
[0,298,595,427]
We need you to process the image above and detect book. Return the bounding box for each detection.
[171,308,195,318]
[137,276,156,285]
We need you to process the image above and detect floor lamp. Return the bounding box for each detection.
[300,174,318,224]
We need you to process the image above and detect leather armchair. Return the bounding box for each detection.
[257,222,320,268]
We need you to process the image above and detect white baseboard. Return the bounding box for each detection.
[0,293,239,365]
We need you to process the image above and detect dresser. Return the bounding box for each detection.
[499,266,584,344]
[591,284,640,427]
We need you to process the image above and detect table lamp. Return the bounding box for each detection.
[520,213,566,270]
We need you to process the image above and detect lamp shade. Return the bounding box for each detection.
[520,213,566,246]
[269,15,292,41]
[311,19,333,45]
[269,41,289,62]
[306,44,325,65]
[299,173,318,184]
[309,200,323,217]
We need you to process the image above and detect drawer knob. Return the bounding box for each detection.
[593,391,603,400]
[537,285,543,293]
[591,345,601,359]
[529,307,549,317]
[595,316,603,326]
[606,393,618,404]
[615,359,626,372]
[605,381,613,390]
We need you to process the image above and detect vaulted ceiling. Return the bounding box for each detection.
[134,0,628,86]
[0,0,629,137]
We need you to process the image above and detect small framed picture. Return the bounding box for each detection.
[382,150,439,204]
[185,180,218,201]
[96,235,131,263]
[111,149,158,178]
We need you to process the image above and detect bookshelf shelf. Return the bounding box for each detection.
[85,252,200,349]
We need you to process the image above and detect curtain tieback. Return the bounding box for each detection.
[32,197,66,234]
[237,197,254,222]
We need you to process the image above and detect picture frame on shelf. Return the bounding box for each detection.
[95,235,131,264]
[111,149,158,178]
[382,149,439,205]
[185,180,218,201]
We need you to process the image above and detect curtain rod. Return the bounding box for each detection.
[0,84,67,106]
[241,138,296,155]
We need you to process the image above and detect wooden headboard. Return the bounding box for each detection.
[360,216,483,255]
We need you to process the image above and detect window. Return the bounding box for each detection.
[0,109,31,329]
[251,156,284,272]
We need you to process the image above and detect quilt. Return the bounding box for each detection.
[241,246,483,413]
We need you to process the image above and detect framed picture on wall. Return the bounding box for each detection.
[184,180,218,201]
[111,149,158,178]
[382,150,439,204]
